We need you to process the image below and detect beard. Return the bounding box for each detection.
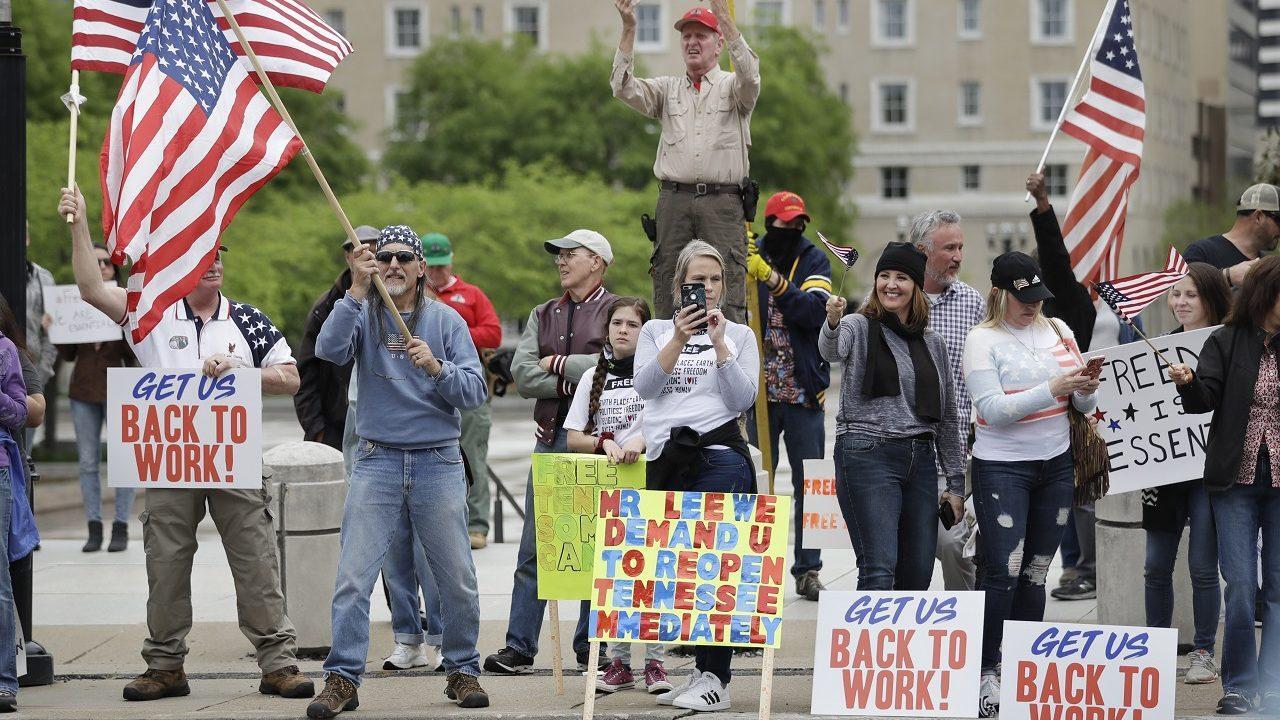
[384,277,411,296]
[926,266,956,287]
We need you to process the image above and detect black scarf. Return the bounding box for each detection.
[862,313,942,423]
[606,353,634,378]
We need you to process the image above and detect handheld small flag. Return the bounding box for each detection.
[816,231,859,298]
[1093,247,1188,322]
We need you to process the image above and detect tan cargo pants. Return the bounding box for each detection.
[139,484,298,672]
[651,188,748,324]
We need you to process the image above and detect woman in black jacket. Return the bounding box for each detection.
[1169,255,1280,715]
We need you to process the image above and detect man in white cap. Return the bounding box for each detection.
[484,230,618,675]
[611,0,759,323]
[1183,183,1280,285]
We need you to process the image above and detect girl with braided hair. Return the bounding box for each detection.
[564,296,669,693]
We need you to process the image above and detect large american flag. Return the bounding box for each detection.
[102,0,303,342]
[1093,247,1188,321]
[1059,0,1145,286]
[72,0,353,93]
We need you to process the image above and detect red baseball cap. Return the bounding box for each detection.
[674,7,720,33]
[765,191,810,223]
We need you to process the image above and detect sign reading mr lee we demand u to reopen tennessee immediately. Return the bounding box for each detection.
[107,368,261,489]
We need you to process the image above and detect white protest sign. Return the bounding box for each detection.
[999,621,1177,720]
[1083,326,1215,495]
[107,368,262,489]
[800,457,852,550]
[811,591,983,717]
[43,284,123,344]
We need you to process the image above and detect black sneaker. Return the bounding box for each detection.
[576,646,607,672]
[1050,577,1096,601]
[0,690,14,713]
[1218,691,1254,715]
[483,647,533,675]
[796,570,824,601]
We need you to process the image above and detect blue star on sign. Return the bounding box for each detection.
[1108,419,1122,432]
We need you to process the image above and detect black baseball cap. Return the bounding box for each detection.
[991,251,1054,304]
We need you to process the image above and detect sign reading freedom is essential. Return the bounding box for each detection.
[811,591,983,717]
[107,368,262,489]
[43,284,123,344]
[999,621,1177,720]
[1083,326,1215,494]
[531,453,646,600]
[589,489,790,648]
[801,457,852,550]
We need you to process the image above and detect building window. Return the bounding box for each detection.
[753,0,786,26]
[837,0,850,32]
[506,2,549,50]
[839,82,849,104]
[1044,164,1068,196]
[515,6,540,44]
[874,0,912,44]
[1230,25,1257,69]
[813,0,826,30]
[1032,0,1072,43]
[636,3,665,51]
[875,80,912,130]
[958,0,980,38]
[473,5,484,33]
[1033,78,1069,129]
[450,5,462,37]
[959,81,981,123]
[387,5,427,55]
[387,86,424,141]
[882,167,910,199]
[962,165,981,190]
[323,9,345,36]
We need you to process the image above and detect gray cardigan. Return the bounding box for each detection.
[819,313,967,494]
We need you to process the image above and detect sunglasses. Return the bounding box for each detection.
[96,258,112,267]
[375,251,418,264]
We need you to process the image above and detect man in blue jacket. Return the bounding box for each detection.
[746,191,832,601]
[310,226,491,718]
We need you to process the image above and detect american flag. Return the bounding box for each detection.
[72,0,353,93]
[1094,247,1188,321]
[103,0,303,343]
[1059,0,1145,286]
[816,231,860,268]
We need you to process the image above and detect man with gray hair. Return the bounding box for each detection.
[911,210,985,591]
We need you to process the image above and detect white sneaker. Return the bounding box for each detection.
[672,671,731,712]
[426,644,444,672]
[1185,649,1220,685]
[978,672,1000,718]
[655,672,698,706]
[382,642,429,670]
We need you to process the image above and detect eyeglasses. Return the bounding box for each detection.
[1266,212,1280,227]
[554,250,587,265]
[376,251,418,264]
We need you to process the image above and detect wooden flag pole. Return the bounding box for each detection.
[65,70,80,223]
[580,638,600,719]
[548,601,565,695]
[759,646,776,720]
[213,0,413,342]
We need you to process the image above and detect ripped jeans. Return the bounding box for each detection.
[972,449,1074,672]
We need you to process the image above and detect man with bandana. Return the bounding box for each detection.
[746,191,832,601]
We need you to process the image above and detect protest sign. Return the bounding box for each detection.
[801,457,852,550]
[107,367,262,489]
[589,488,790,648]
[531,453,646,600]
[811,591,983,716]
[1000,621,1177,720]
[1083,326,1215,494]
[43,284,123,344]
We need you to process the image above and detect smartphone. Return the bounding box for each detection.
[1083,356,1105,379]
[937,499,958,530]
[680,282,708,332]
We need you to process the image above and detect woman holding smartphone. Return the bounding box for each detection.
[633,240,759,713]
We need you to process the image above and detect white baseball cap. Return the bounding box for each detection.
[1238,184,1280,213]
[544,229,614,266]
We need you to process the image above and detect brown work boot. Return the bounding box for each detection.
[306,674,359,719]
[260,664,315,698]
[122,667,190,701]
[444,671,490,708]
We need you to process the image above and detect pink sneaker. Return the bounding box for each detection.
[644,660,673,694]
[596,659,634,692]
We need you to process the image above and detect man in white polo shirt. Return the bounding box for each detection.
[59,187,314,703]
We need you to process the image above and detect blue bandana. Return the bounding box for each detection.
[377,225,423,258]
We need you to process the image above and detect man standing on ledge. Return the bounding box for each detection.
[611,0,760,323]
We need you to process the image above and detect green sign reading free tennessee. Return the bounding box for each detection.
[532,453,646,600]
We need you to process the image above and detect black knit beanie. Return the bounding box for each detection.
[875,241,927,288]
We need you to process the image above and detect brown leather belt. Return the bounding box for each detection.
[659,180,742,196]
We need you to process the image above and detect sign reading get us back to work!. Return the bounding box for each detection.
[811,591,983,717]
[1082,326,1215,495]
[107,368,262,489]
[800,457,852,549]
[1000,621,1177,720]
[589,489,789,648]
[531,453,646,600]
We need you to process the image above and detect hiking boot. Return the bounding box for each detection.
[108,521,129,552]
[260,665,315,698]
[0,690,16,713]
[444,672,490,708]
[644,659,673,694]
[306,674,358,719]
[1050,576,1096,601]
[82,521,103,553]
[123,667,190,701]
[796,570,824,601]
[596,659,635,692]
[1185,649,1220,685]
[483,646,533,675]
[470,532,488,549]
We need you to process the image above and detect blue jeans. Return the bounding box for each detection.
[1144,482,1220,653]
[383,512,444,646]
[972,450,1074,672]
[342,404,357,479]
[71,399,134,524]
[505,429,590,658]
[749,403,824,578]
[324,441,481,683]
[834,433,938,591]
[0,467,15,692]
[1211,466,1280,697]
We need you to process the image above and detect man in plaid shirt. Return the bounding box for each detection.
[911,210,985,591]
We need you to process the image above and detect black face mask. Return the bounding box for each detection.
[762,226,804,256]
